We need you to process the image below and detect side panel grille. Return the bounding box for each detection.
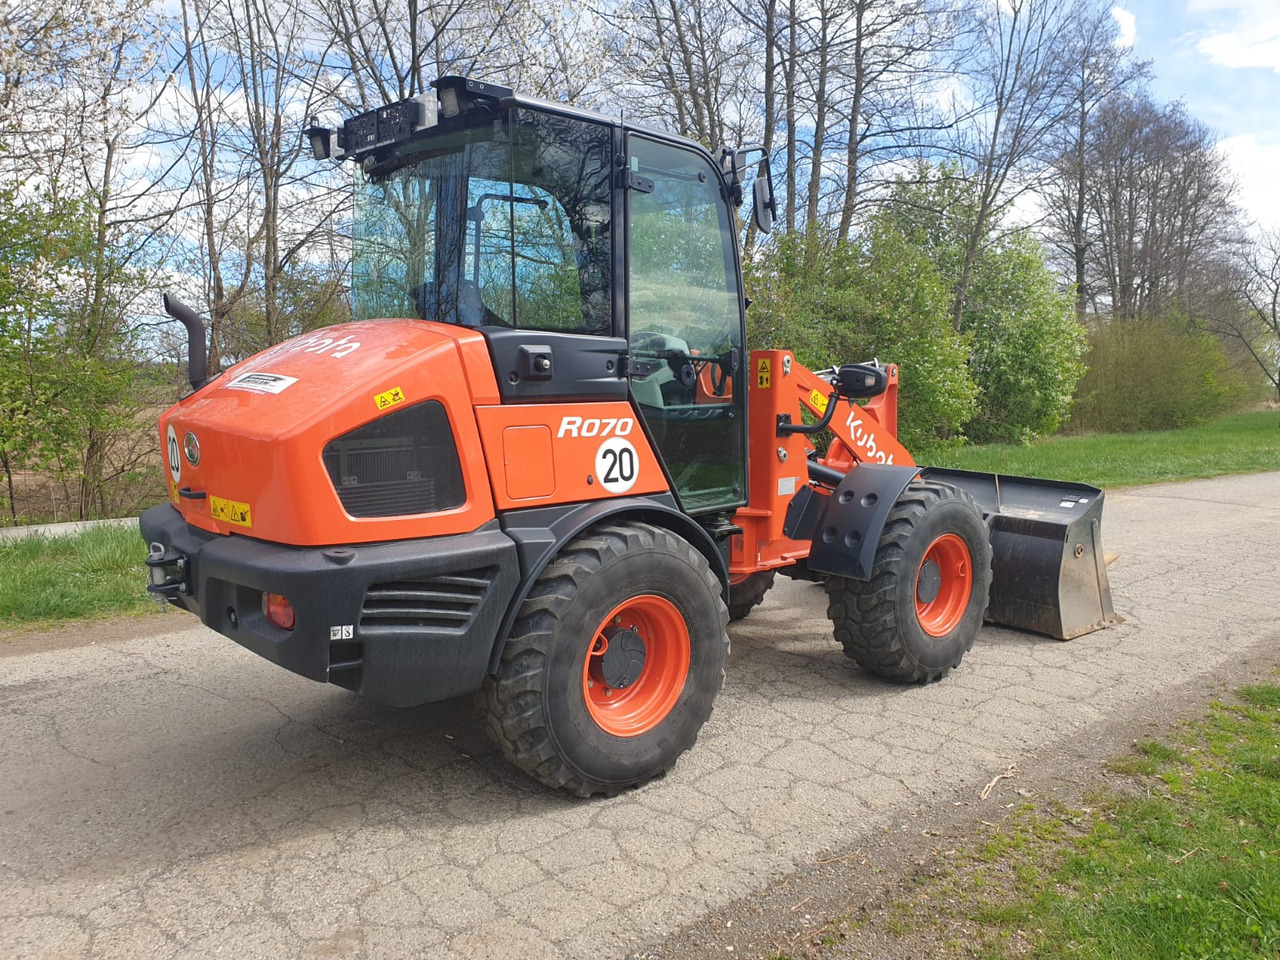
[361,569,497,635]
[323,400,466,518]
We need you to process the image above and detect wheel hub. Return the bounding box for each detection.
[916,560,942,604]
[599,626,647,689]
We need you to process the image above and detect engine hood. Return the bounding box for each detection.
[158,319,500,545]
[184,320,496,439]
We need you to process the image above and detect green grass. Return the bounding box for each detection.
[930,410,1280,488]
[868,682,1280,960]
[0,524,155,626]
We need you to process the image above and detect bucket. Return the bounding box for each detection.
[919,467,1119,640]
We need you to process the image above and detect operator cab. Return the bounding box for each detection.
[313,76,774,516]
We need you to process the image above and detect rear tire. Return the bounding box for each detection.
[825,480,991,683]
[727,571,776,622]
[481,521,728,797]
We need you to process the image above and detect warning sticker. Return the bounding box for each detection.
[809,389,830,414]
[210,495,253,528]
[757,358,771,389]
[374,385,406,410]
[225,372,298,395]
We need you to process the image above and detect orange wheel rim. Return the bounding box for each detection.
[581,595,690,737]
[915,533,972,637]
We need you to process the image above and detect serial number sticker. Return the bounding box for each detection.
[757,358,771,389]
[809,389,829,414]
[329,625,354,640]
[374,385,405,410]
[209,495,253,528]
[225,372,298,394]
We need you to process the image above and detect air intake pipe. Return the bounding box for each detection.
[162,293,208,391]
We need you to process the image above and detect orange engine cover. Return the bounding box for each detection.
[158,320,502,546]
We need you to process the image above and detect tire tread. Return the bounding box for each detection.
[480,522,728,797]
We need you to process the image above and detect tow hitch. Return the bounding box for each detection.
[145,541,188,604]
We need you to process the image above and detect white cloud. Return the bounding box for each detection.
[1190,1,1280,71]
[1218,134,1280,231]
[1112,7,1136,49]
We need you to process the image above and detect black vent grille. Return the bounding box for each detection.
[323,400,466,518]
[360,569,497,634]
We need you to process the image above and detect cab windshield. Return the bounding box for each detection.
[351,109,614,335]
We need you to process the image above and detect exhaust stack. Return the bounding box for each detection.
[162,293,209,391]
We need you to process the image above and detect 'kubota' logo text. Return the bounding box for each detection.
[557,416,634,439]
[268,333,362,360]
[844,412,895,465]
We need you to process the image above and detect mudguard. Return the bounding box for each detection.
[490,493,729,673]
[787,463,922,581]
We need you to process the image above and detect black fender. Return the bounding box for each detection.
[796,463,922,581]
[489,493,729,674]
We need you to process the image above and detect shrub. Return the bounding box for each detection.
[962,232,1088,443]
[1067,316,1255,434]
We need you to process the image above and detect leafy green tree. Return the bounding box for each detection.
[884,165,1086,443]
[0,188,155,521]
[746,225,976,455]
[964,231,1087,442]
[0,188,70,520]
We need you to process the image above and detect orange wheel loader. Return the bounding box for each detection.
[141,76,1117,796]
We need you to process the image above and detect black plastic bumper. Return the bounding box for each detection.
[139,504,519,707]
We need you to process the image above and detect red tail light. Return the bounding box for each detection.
[262,592,296,630]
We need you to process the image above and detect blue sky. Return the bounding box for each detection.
[1113,0,1280,231]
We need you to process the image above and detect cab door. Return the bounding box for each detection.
[625,134,748,514]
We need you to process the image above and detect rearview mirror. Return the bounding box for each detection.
[753,176,775,234]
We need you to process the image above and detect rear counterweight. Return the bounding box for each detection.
[139,504,519,706]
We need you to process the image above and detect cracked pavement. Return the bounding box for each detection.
[2,472,1279,959]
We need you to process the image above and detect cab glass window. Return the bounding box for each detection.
[627,136,746,513]
[352,109,613,335]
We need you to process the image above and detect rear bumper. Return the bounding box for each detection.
[139,503,519,706]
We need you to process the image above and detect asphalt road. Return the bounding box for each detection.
[3,472,1279,959]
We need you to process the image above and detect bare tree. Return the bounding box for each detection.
[828,0,956,240]
[1083,94,1241,321]
[945,0,1081,329]
[1040,2,1148,319]
[1209,231,1280,400]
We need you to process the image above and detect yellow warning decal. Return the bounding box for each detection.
[809,389,829,414]
[168,478,179,502]
[757,358,771,389]
[210,495,252,528]
[374,385,406,410]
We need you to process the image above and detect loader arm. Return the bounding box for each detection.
[730,351,914,579]
[788,361,912,473]
[731,351,1117,641]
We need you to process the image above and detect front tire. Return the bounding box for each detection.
[481,521,728,797]
[727,571,776,622]
[825,480,992,683]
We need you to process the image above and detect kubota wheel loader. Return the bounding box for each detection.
[141,76,1117,796]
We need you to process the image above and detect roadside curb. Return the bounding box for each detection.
[0,517,136,542]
